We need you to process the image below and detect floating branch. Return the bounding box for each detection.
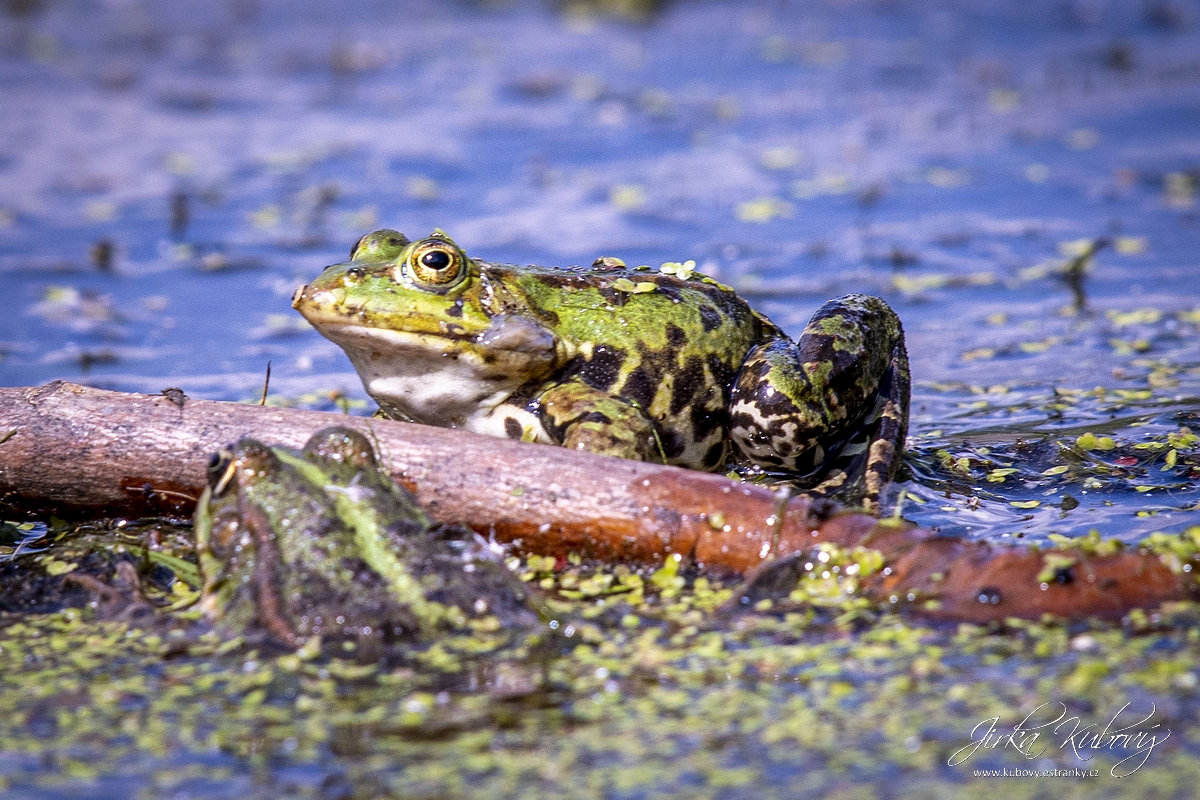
[0,382,1191,622]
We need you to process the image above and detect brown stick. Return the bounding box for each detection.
[0,382,1192,622]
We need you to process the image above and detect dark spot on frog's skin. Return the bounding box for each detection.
[706,353,737,397]
[654,284,683,304]
[623,364,658,410]
[765,415,802,441]
[665,323,687,354]
[703,441,726,468]
[504,417,522,440]
[579,344,626,392]
[533,271,589,291]
[698,304,723,333]
[659,427,686,459]
[482,353,496,365]
[670,355,705,415]
[690,400,723,440]
[729,409,760,437]
[446,299,464,318]
[599,286,627,307]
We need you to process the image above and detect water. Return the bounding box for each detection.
[1,2,1200,794]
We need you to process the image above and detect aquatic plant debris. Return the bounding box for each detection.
[2,0,1199,794]
[4,536,1200,797]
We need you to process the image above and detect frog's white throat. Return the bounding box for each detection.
[316,322,557,431]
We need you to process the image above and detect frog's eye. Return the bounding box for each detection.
[207,449,237,496]
[405,238,468,290]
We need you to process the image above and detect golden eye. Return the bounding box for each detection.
[407,239,467,289]
[207,449,237,496]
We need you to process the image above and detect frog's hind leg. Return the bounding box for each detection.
[729,294,909,508]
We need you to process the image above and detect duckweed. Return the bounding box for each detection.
[3,528,1200,797]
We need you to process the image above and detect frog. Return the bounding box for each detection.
[292,229,910,506]
[194,426,545,652]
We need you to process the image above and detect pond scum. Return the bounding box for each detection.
[4,519,1200,798]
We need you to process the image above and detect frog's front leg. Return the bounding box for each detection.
[533,378,662,462]
[729,294,909,502]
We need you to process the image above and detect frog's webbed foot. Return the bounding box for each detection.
[535,379,662,462]
[729,294,910,509]
[64,560,159,622]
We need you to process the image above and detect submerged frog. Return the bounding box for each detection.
[293,230,909,504]
[195,426,543,651]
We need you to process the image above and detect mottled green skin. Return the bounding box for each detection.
[293,230,910,503]
[194,427,542,651]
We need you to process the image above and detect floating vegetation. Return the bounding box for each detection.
[4,535,1200,797]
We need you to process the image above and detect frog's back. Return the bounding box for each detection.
[495,261,771,468]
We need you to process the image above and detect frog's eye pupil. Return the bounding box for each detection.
[421,250,452,271]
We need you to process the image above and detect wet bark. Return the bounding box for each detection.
[0,381,1192,622]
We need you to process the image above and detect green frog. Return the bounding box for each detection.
[293,230,909,504]
[194,426,544,651]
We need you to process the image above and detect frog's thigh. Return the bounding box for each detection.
[536,379,660,462]
[729,294,904,470]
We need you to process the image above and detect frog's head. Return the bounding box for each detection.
[294,229,476,332]
[194,427,546,654]
[293,229,567,424]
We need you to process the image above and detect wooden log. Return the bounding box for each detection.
[0,381,1192,622]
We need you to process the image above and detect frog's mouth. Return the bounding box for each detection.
[307,315,564,427]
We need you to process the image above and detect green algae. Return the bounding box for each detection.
[5,531,1200,798]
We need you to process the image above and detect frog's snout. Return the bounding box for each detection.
[291,284,307,309]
